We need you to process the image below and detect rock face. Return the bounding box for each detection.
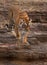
[0,22,47,65]
[28,12,47,23]
[0,0,47,65]
[0,0,47,11]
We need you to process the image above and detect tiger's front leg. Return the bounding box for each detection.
[12,23,21,39]
[22,17,30,46]
[14,16,21,39]
[15,25,21,39]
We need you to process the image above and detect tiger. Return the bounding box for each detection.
[5,5,31,45]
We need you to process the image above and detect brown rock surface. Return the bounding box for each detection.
[0,0,47,64]
[0,23,46,61]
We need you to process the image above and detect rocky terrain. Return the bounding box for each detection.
[0,0,47,65]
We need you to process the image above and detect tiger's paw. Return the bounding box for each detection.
[22,42,31,49]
